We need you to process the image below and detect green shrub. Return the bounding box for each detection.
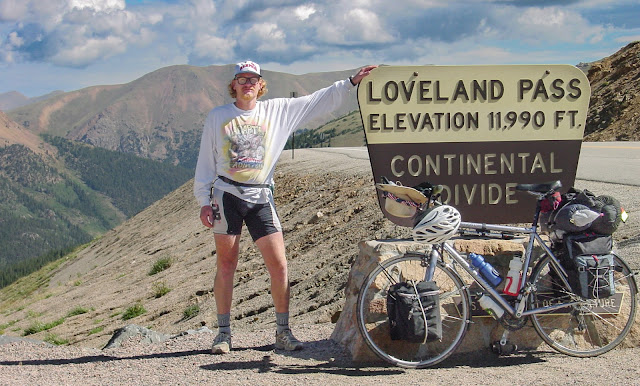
[23,322,45,335]
[88,326,104,335]
[182,304,200,320]
[0,320,17,334]
[122,303,146,320]
[149,257,172,275]
[152,281,171,298]
[44,333,69,345]
[23,317,65,336]
[66,306,90,317]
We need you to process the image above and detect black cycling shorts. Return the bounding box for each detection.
[210,189,282,241]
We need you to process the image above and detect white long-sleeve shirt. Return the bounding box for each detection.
[193,78,355,207]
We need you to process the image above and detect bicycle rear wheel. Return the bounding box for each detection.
[530,254,637,357]
[356,253,470,368]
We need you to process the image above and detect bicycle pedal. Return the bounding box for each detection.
[491,341,518,356]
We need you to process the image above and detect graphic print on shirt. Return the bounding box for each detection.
[224,119,267,174]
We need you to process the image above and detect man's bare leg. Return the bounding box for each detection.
[255,231,289,312]
[211,233,240,354]
[213,233,241,313]
[256,231,302,350]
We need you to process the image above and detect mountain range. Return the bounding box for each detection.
[4,65,358,169]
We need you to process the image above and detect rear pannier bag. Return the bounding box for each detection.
[387,280,442,343]
[563,233,616,299]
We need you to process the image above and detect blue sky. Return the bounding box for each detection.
[1,0,639,97]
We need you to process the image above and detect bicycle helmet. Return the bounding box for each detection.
[412,205,461,243]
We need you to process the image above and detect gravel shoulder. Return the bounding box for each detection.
[2,323,640,385]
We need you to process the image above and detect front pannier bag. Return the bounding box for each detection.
[387,280,442,343]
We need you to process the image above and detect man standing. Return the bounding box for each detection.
[194,60,376,354]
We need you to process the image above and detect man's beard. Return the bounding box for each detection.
[238,90,255,101]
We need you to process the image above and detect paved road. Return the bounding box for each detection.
[577,142,640,186]
[314,142,640,185]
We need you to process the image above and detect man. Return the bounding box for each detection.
[194,60,376,354]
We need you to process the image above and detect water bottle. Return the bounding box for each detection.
[477,293,504,319]
[468,253,502,287]
[503,254,523,296]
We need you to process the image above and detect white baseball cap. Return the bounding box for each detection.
[234,61,261,77]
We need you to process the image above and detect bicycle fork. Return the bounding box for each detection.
[424,247,439,281]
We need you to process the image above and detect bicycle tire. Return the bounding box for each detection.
[356,253,470,368]
[530,253,637,357]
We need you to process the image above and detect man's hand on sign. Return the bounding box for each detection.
[350,65,378,85]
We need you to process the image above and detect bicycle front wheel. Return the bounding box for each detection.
[356,253,470,368]
[530,254,637,357]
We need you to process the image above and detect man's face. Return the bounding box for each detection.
[233,73,262,101]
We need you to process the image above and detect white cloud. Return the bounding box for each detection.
[0,0,162,67]
[246,22,288,54]
[7,31,23,47]
[512,7,605,44]
[51,35,125,66]
[294,4,316,21]
[316,7,393,45]
[0,0,30,20]
[69,0,125,12]
[188,0,216,19]
[192,34,236,61]
[347,9,394,43]
[2,0,639,96]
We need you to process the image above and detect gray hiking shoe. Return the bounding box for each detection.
[211,332,232,354]
[275,329,304,351]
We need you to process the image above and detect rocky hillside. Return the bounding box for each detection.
[585,41,640,141]
[0,111,50,154]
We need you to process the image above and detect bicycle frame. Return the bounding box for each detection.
[432,198,582,319]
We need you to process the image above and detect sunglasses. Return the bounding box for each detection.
[235,77,260,85]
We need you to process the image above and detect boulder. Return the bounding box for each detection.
[103,324,171,349]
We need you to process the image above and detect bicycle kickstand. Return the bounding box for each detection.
[491,330,518,356]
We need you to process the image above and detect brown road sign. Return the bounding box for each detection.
[358,65,591,225]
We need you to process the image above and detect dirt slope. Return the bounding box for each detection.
[0,111,51,155]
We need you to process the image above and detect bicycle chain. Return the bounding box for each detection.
[499,313,529,331]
